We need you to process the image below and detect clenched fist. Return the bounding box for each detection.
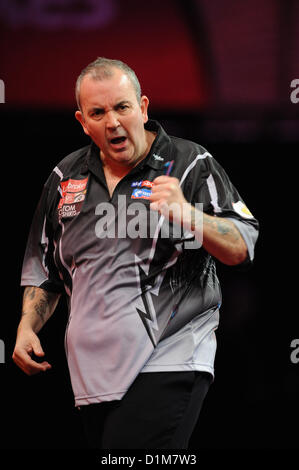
[149,176,189,225]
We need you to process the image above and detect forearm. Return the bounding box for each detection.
[187,205,248,265]
[149,176,248,265]
[19,286,61,333]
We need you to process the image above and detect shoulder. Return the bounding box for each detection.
[44,144,90,185]
[170,134,202,152]
[170,134,210,157]
[169,134,214,172]
[54,144,90,176]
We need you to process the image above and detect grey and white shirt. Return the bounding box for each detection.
[21,120,259,406]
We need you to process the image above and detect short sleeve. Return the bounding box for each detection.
[20,177,64,293]
[194,154,259,265]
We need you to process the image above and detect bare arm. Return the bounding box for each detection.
[150,176,248,266]
[192,208,247,266]
[13,286,61,375]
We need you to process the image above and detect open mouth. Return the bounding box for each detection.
[110,136,127,146]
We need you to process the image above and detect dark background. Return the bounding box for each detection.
[0,0,298,454]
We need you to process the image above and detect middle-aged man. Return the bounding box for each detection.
[13,57,259,449]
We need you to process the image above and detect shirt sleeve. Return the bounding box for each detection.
[193,152,259,265]
[20,175,64,293]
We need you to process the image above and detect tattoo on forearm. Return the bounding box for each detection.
[190,208,240,241]
[203,213,240,241]
[34,297,48,323]
[23,286,36,301]
[22,287,36,317]
[22,287,58,324]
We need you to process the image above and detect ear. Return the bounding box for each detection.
[75,110,90,136]
[140,95,149,124]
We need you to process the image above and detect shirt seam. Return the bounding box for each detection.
[75,390,128,400]
[142,362,214,367]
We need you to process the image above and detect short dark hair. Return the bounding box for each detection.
[75,57,142,110]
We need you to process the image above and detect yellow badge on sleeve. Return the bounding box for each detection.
[232,201,254,219]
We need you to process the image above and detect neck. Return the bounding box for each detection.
[101,130,156,178]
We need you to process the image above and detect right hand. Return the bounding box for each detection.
[12,329,52,375]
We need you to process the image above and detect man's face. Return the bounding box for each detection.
[75,69,149,168]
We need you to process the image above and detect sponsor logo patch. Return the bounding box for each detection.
[131,188,152,199]
[153,153,164,161]
[58,177,88,219]
[131,180,154,189]
[232,201,254,219]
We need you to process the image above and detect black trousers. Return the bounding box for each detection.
[79,371,212,449]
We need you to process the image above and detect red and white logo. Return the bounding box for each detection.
[58,177,88,218]
[141,180,154,188]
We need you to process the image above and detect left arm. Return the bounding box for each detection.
[193,208,247,265]
[149,176,247,266]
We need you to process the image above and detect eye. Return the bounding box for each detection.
[91,109,104,118]
[118,104,129,111]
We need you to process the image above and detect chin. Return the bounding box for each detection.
[113,152,136,165]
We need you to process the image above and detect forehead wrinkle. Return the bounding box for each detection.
[87,98,133,113]
[81,72,136,113]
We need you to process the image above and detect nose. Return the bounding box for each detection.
[105,110,120,129]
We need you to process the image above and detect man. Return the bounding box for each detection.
[13,57,259,449]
